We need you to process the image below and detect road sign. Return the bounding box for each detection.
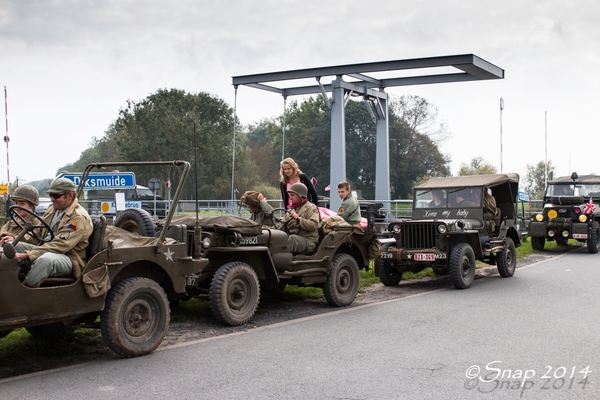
[518,191,530,202]
[100,200,142,214]
[58,173,136,189]
[0,185,8,195]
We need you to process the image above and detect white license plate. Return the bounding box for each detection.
[381,252,394,259]
[240,236,258,245]
[414,253,435,261]
[573,233,588,239]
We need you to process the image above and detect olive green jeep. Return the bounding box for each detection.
[378,173,523,289]
[528,172,600,253]
[0,161,208,357]
[171,210,380,327]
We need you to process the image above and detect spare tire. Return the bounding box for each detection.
[114,209,156,237]
[549,196,585,205]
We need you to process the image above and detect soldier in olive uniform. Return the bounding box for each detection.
[278,183,321,254]
[0,185,42,246]
[336,181,361,224]
[14,178,93,288]
[240,190,274,227]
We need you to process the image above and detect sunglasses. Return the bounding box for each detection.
[49,192,67,200]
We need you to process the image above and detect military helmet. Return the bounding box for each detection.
[287,183,308,198]
[11,185,40,206]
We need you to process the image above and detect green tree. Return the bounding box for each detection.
[458,156,498,176]
[523,160,555,200]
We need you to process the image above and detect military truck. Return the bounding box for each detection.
[0,161,208,357]
[377,174,522,289]
[150,209,380,327]
[528,172,600,253]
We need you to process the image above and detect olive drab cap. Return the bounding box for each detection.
[287,183,308,198]
[48,177,77,193]
[12,185,40,206]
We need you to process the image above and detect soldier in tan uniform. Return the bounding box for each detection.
[0,185,42,246]
[240,190,274,227]
[278,183,321,254]
[14,178,93,288]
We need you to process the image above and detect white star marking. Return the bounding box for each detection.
[407,254,412,259]
[164,248,174,261]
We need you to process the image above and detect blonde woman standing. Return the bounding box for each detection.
[279,157,319,209]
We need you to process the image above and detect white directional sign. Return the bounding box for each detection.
[58,172,136,189]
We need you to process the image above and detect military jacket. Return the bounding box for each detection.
[25,198,93,279]
[337,192,361,224]
[284,200,321,243]
[0,213,42,245]
[251,200,275,227]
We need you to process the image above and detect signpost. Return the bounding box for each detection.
[58,172,136,189]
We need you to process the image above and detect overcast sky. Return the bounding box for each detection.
[1,0,599,188]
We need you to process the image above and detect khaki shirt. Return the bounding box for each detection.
[25,198,93,279]
[337,192,361,224]
[283,200,321,243]
[251,200,275,227]
[0,213,42,245]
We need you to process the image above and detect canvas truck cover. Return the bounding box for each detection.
[416,173,520,189]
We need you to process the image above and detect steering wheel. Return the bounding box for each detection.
[270,208,290,227]
[9,205,54,243]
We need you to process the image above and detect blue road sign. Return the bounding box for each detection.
[518,191,530,202]
[58,173,136,189]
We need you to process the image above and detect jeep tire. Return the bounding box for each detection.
[531,236,545,251]
[497,238,516,277]
[587,221,600,254]
[448,243,476,289]
[549,196,585,205]
[323,253,360,307]
[379,242,402,286]
[114,208,156,237]
[101,277,170,357]
[209,262,260,326]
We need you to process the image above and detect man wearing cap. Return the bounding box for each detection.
[0,185,42,246]
[13,178,93,288]
[278,183,321,254]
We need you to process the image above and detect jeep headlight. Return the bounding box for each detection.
[437,224,447,234]
[535,214,544,222]
[202,237,211,249]
[579,214,587,223]
[391,225,401,234]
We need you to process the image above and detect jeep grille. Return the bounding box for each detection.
[399,222,437,249]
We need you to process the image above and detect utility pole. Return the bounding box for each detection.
[4,86,10,193]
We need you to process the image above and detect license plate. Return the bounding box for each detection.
[414,253,435,261]
[381,252,394,259]
[240,236,258,245]
[573,233,588,239]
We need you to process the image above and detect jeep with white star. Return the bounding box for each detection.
[0,161,209,357]
[528,172,600,253]
[378,173,523,289]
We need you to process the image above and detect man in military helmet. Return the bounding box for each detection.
[240,190,274,227]
[0,185,42,246]
[13,178,93,288]
[278,183,321,254]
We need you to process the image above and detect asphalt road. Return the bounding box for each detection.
[2,248,599,399]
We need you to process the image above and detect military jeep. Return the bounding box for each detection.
[170,211,379,327]
[377,173,522,289]
[528,172,600,253]
[0,161,208,357]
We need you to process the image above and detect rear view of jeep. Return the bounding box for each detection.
[528,173,600,253]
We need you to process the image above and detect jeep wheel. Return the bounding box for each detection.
[496,238,516,277]
[26,322,75,338]
[209,262,260,326]
[587,221,600,253]
[550,196,585,205]
[448,243,476,289]
[0,329,14,338]
[379,242,402,286]
[101,277,169,357]
[114,209,156,237]
[323,253,360,307]
[531,236,545,251]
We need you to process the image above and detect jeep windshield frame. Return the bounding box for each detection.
[78,160,190,251]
